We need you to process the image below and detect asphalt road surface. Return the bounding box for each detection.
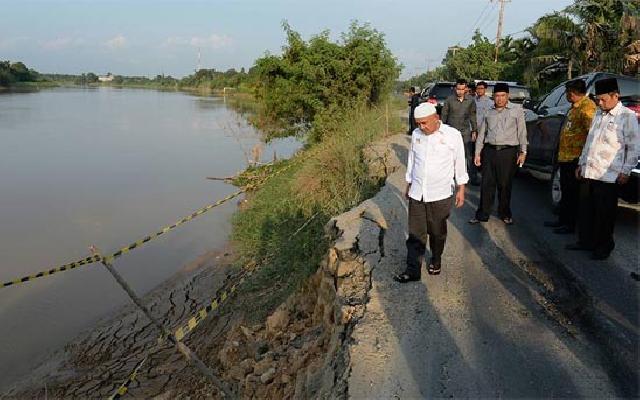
[348,135,638,399]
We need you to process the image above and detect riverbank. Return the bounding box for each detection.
[0,87,300,392]
[2,100,405,398]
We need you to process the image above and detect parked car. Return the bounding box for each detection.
[420,80,532,114]
[521,72,640,204]
[475,80,531,104]
[419,82,455,114]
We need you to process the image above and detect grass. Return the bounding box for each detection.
[230,99,404,322]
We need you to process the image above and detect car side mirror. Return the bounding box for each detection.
[522,99,535,110]
[537,106,548,116]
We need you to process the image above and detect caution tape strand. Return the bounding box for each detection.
[108,355,148,400]
[173,267,255,342]
[1,161,293,291]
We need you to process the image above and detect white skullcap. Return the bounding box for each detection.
[414,102,437,119]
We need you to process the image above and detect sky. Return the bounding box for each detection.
[0,0,574,80]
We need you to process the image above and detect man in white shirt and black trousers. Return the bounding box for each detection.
[394,103,469,283]
[567,77,639,260]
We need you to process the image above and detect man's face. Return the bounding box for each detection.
[476,85,486,97]
[566,90,583,104]
[596,92,619,112]
[416,113,440,134]
[455,84,466,99]
[494,91,509,108]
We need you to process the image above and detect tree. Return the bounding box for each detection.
[252,21,400,141]
[442,32,505,80]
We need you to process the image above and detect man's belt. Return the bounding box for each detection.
[485,144,518,151]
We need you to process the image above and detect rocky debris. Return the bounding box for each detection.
[208,135,405,399]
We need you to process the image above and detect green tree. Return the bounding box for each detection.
[442,32,505,80]
[252,21,400,142]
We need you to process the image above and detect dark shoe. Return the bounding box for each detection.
[468,218,487,224]
[393,273,421,283]
[565,243,592,251]
[590,252,611,260]
[502,217,514,225]
[427,264,441,275]
[544,220,563,228]
[553,226,574,234]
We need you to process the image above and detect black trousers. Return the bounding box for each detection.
[577,178,618,256]
[558,160,580,229]
[406,196,452,277]
[476,146,518,220]
[465,140,479,183]
[408,110,417,133]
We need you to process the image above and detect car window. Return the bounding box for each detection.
[556,90,570,109]
[587,76,639,98]
[618,78,639,97]
[431,85,454,98]
[540,85,565,109]
[485,86,530,101]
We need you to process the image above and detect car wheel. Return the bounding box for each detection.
[551,167,561,208]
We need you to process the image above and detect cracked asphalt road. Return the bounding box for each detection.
[348,135,637,399]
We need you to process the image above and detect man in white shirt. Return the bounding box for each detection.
[567,78,639,260]
[394,103,469,283]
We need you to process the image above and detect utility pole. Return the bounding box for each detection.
[493,0,509,63]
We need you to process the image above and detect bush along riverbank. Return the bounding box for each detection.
[187,99,402,398]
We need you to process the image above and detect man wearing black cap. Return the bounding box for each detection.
[567,78,639,260]
[470,82,528,225]
[441,79,479,185]
[543,79,597,234]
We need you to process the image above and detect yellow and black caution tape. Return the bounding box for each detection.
[103,189,245,263]
[108,355,148,400]
[173,267,255,341]
[108,267,255,399]
[0,190,243,290]
[1,161,294,291]
[1,255,102,289]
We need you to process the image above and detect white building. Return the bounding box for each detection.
[98,73,114,82]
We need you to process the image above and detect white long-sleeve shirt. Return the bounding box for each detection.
[579,102,639,183]
[405,123,469,202]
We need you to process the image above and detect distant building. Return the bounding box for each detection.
[98,73,114,82]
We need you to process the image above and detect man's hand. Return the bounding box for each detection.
[517,152,526,167]
[616,173,629,185]
[474,155,481,167]
[404,183,411,200]
[455,186,465,208]
[471,131,477,142]
[575,166,582,180]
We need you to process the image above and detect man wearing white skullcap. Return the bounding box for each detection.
[394,102,469,282]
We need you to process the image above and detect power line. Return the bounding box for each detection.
[476,4,499,37]
[462,0,493,45]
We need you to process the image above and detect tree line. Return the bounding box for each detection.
[0,61,39,85]
[403,0,639,96]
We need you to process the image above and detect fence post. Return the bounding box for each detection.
[90,246,233,398]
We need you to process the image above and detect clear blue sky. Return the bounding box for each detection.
[0,0,574,79]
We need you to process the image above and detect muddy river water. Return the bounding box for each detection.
[0,87,298,389]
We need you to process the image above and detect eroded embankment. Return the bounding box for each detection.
[1,135,401,399]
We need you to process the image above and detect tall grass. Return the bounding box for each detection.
[231,100,403,321]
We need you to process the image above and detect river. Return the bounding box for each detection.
[0,87,299,389]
